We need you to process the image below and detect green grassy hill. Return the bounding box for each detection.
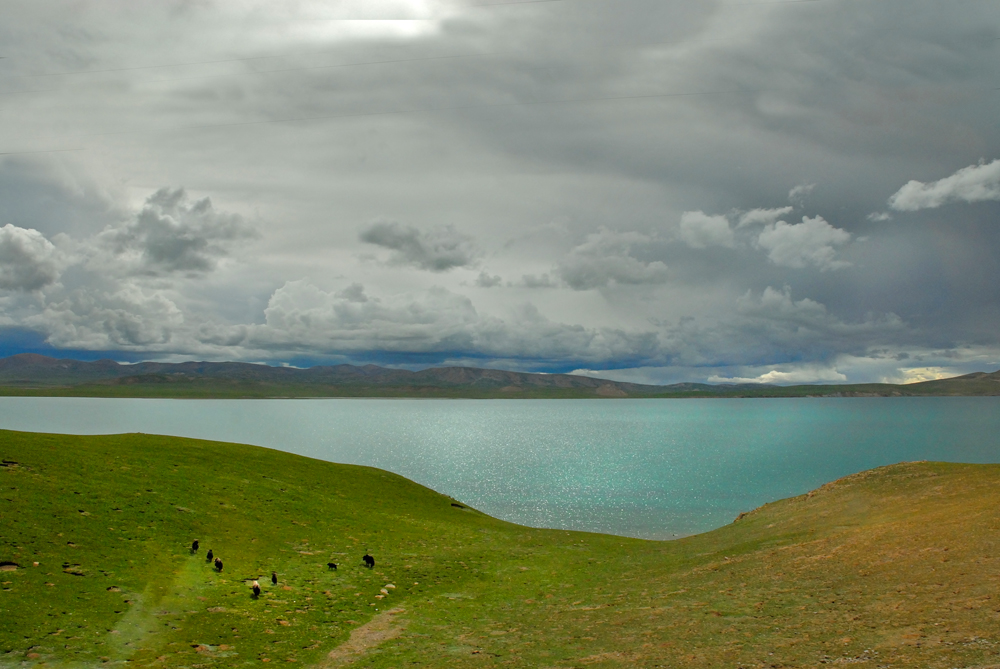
[3,430,1000,668]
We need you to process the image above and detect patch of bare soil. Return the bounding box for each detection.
[316,608,407,668]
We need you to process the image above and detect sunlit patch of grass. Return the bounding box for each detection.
[3,431,1000,667]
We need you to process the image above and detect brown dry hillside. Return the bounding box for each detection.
[600,461,1000,668]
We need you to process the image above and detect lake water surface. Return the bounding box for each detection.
[1,397,998,539]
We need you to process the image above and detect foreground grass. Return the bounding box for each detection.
[2,430,1000,668]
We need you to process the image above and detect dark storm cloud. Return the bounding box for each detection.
[359,220,479,271]
[0,0,998,381]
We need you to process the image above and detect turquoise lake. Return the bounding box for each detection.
[1,397,999,539]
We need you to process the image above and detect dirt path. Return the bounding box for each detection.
[315,608,408,668]
[105,557,211,662]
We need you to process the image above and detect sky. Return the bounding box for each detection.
[0,0,998,385]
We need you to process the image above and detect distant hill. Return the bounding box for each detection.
[0,353,998,398]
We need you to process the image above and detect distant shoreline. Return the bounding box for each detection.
[0,383,998,400]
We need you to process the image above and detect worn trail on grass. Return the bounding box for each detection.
[316,608,407,667]
[106,556,211,661]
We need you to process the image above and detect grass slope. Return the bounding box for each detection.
[3,430,1000,668]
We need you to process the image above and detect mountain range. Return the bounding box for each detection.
[0,353,998,398]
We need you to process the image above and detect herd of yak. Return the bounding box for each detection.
[188,539,375,599]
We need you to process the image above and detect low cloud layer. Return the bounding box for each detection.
[34,286,184,349]
[251,280,661,364]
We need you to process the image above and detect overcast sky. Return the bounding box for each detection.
[0,0,998,385]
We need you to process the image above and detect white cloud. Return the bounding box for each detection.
[895,366,956,384]
[755,216,850,270]
[557,228,668,290]
[678,211,735,249]
[737,206,794,228]
[788,183,816,204]
[708,366,847,385]
[0,224,62,291]
[888,159,1000,211]
[359,220,479,272]
[867,212,892,222]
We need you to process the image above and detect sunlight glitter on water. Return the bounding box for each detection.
[1,397,999,539]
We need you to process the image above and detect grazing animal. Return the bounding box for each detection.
[206,549,214,562]
[214,557,223,572]
[252,580,261,598]
[271,571,277,585]
[327,562,338,570]
[191,540,199,553]
[363,554,375,569]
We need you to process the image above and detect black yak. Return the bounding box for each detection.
[214,557,223,572]
[271,571,277,585]
[327,562,338,570]
[252,580,261,598]
[206,549,214,562]
[191,540,199,553]
[363,554,375,569]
